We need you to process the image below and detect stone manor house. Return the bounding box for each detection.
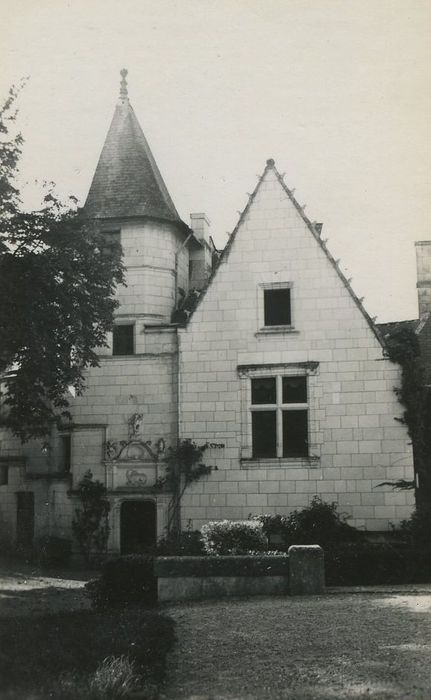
[0,71,419,554]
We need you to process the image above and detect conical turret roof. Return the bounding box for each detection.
[84,70,183,224]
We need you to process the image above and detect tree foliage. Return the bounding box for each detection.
[0,84,125,441]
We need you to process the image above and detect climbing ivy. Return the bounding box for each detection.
[383,325,431,502]
[72,470,110,564]
[154,439,214,536]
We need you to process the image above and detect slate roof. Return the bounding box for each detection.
[84,72,185,225]
[377,319,420,339]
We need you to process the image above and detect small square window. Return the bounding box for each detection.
[0,465,8,486]
[113,324,134,355]
[264,288,291,326]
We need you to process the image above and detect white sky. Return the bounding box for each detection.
[2,0,431,322]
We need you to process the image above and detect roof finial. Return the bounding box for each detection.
[120,68,128,100]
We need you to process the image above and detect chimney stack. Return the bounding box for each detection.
[189,213,213,289]
[415,241,431,318]
[190,213,211,246]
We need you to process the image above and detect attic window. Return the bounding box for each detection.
[264,288,291,326]
[113,324,134,355]
[258,283,293,330]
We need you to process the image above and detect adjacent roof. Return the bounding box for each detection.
[377,319,420,338]
[84,70,185,225]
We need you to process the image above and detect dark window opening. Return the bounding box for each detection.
[282,410,308,457]
[251,377,276,404]
[101,230,121,257]
[252,411,277,458]
[250,374,309,459]
[264,288,291,326]
[16,492,34,548]
[282,376,307,403]
[0,465,8,486]
[60,436,71,473]
[113,324,134,355]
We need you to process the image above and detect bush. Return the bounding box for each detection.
[325,542,431,586]
[252,497,361,549]
[156,529,204,556]
[34,536,72,568]
[400,504,431,544]
[200,520,267,555]
[85,554,156,609]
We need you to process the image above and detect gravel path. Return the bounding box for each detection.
[2,559,431,699]
[0,558,91,617]
[161,590,431,700]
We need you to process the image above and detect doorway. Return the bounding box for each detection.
[120,500,156,554]
[16,492,34,549]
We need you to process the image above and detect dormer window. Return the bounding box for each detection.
[258,282,294,331]
[264,288,291,326]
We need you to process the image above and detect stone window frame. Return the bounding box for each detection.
[238,362,321,468]
[256,281,299,336]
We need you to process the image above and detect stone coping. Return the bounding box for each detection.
[154,555,289,578]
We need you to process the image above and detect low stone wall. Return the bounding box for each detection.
[155,548,324,602]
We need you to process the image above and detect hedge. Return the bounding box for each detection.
[325,542,431,586]
[85,555,156,609]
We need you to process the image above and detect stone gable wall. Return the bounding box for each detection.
[178,168,414,531]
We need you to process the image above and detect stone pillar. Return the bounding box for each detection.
[415,241,431,318]
[288,545,325,595]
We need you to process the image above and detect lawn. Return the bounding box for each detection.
[0,606,176,699]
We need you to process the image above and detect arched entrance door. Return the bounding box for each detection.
[120,500,156,554]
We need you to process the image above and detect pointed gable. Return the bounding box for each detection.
[85,70,184,224]
[186,158,384,349]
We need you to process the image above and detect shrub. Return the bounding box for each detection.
[200,520,267,555]
[325,542,431,585]
[400,504,431,544]
[34,536,72,568]
[252,497,360,549]
[156,529,204,556]
[85,554,156,609]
